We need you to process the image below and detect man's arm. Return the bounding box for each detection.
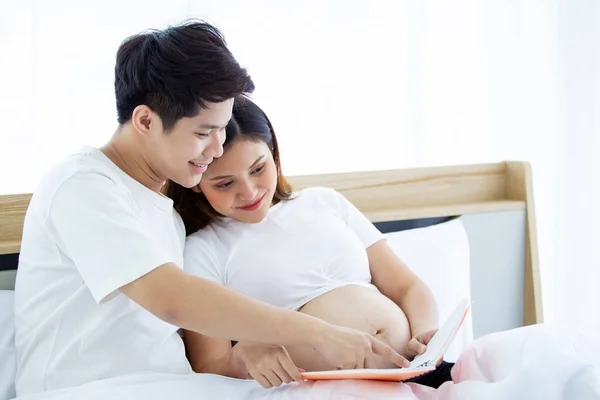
[121,263,410,370]
[120,263,329,346]
[50,173,409,370]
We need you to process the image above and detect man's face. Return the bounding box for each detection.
[147,99,234,188]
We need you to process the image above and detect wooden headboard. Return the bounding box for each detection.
[0,161,542,325]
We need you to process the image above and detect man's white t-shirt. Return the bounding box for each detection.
[184,187,384,311]
[13,147,192,396]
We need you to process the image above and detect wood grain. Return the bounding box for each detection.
[0,193,31,245]
[347,200,524,223]
[289,163,509,216]
[0,240,21,256]
[0,162,542,326]
[505,162,543,325]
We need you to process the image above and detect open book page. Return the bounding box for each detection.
[409,298,471,368]
[301,298,471,381]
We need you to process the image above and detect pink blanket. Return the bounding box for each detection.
[12,324,600,400]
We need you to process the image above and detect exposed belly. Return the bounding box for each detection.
[286,285,411,371]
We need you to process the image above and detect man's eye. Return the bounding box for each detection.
[195,132,209,138]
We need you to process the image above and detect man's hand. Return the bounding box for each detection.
[406,328,438,360]
[232,342,304,389]
[316,326,411,370]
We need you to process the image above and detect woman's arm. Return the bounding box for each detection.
[325,186,438,336]
[184,331,242,377]
[184,330,304,388]
[367,240,439,338]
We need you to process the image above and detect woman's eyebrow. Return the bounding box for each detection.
[209,155,265,181]
[248,155,265,169]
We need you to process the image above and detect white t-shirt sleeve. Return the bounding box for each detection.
[320,187,384,248]
[49,172,174,304]
[183,232,224,285]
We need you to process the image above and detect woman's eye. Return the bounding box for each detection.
[216,181,233,190]
[251,165,265,175]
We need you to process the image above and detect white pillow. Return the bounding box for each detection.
[0,291,16,400]
[383,218,473,362]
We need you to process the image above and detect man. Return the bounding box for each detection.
[13,20,408,396]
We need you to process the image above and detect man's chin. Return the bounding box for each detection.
[176,175,202,189]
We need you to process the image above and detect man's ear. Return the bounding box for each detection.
[131,105,160,137]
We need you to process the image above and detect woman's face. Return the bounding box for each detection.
[197,139,278,224]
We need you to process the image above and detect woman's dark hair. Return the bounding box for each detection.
[164,96,293,235]
[114,19,254,131]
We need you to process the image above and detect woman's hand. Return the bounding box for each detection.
[406,328,438,361]
[231,342,304,389]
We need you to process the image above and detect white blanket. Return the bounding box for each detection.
[11,324,600,400]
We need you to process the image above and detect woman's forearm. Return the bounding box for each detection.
[193,351,247,379]
[395,282,439,337]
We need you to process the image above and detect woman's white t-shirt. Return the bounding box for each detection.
[14,147,192,396]
[184,187,384,311]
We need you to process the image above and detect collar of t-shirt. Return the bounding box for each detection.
[81,146,173,211]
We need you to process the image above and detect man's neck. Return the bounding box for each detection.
[101,127,165,193]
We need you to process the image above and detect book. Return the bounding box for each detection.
[301,298,471,382]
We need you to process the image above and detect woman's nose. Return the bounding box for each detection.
[238,182,257,201]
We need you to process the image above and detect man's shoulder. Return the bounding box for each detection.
[40,146,118,184]
[19,148,135,269]
[29,147,128,215]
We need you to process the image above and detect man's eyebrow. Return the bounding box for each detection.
[209,155,265,181]
[198,123,227,130]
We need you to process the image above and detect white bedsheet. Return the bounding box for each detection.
[10,324,600,400]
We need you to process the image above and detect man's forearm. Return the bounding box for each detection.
[395,282,439,337]
[166,267,328,347]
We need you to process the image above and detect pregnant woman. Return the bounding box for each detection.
[165,96,453,389]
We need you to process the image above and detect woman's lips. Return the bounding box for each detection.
[238,193,266,211]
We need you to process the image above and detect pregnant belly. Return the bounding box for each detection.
[286,285,412,371]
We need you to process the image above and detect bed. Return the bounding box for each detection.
[1,161,598,400]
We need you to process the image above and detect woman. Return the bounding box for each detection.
[166,96,454,389]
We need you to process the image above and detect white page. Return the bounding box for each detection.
[410,298,471,368]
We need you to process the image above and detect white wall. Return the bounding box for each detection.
[0,1,558,187]
[1,0,598,330]
[554,0,600,332]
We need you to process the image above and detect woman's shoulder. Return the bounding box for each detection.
[292,186,345,208]
[293,186,339,201]
[185,224,218,250]
[185,221,234,250]
[274,187,345,221]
